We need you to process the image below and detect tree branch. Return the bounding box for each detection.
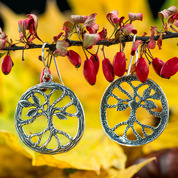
[1,32,178,51]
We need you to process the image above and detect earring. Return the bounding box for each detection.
[15,43,85,154]
[100,35,169,146]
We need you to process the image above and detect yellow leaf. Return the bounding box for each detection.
[32,153,75,169]
[0,130,32,159]
[32,128,126,173]
[142,121,178,154]
[0,131,68,177]
[114,157,156,178]
[68,169,111,178]
[1,1,178,177]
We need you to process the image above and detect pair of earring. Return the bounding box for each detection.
[15,41,169,154]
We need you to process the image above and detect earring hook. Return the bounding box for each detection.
[127,34,137,75]
[53,56,64,85]
[41,42,64,85]
[42,42,50,77]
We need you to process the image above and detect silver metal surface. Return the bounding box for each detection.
[100,75,169,146]
[15,77,85,154]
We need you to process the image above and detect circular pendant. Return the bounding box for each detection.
[100,75,169,146]
[15,79,85,154]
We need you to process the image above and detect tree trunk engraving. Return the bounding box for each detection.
[100,75,169,146]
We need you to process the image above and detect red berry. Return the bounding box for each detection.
[40,68,52,83]
[160,57,178,78]
[89,54,100,75]
[1,54,13,75]
[113,52,126,76]
[102,58,115,82]
[83,59,96,85]
[135,57,149,82]
[152,57,165,76]
[67,50,81,68]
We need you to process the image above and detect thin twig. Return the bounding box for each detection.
[1,32,178,51]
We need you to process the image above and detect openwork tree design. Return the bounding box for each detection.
[100,75,169,146]
[15,81,85,154]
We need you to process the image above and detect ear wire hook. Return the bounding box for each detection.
[42,42,50,77]
[127,34,137,75]
[53,56,64,86]
[41,42,64,85]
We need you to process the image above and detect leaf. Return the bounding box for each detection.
[0,51,7,58]
[142,121,178,154]
[56,40,69,57]
[0,131,67,178]
[131,40,142,56]
[32,129,126,173]
[26,108,38,117]
[117,104,128,111]
[2,1,178,177]
[144,100,157,109]
[62,20,73,38]
[0,39,6,50]
[83,33,100,48]
[19,100,32,107]
[55,112,67,120]
[67,169,109,178]
[151,92,162,100]
[142,87,151,98]
[0,131,32,158]
[114,157,156,178]
[32,94,40,106]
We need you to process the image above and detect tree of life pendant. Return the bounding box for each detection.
[100,75,169,146]
[15,76,85,154]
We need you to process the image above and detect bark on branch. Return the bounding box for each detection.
[1,32,178,51]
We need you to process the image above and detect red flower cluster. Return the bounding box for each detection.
[0,28,8,50]
[56,9,141,85]
[18,14,42,43]
[1,5,178,86]
[158,6,178,32]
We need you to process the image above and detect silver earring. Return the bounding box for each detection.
[100,35,169,146]
[15,42,85,154]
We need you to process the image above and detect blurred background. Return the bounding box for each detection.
[0,0,178,177]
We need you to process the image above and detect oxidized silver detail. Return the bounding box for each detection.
[100,75,169,146]
[15,78,85,154]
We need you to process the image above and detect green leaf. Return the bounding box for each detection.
[0,52,7,59]
[55,112,67,120]
[19,100,32,108]
[63,21,73,32]
[117,104,128,111]
[26,108,38,117]
[83,33,100,48]
[56,41,69,57]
